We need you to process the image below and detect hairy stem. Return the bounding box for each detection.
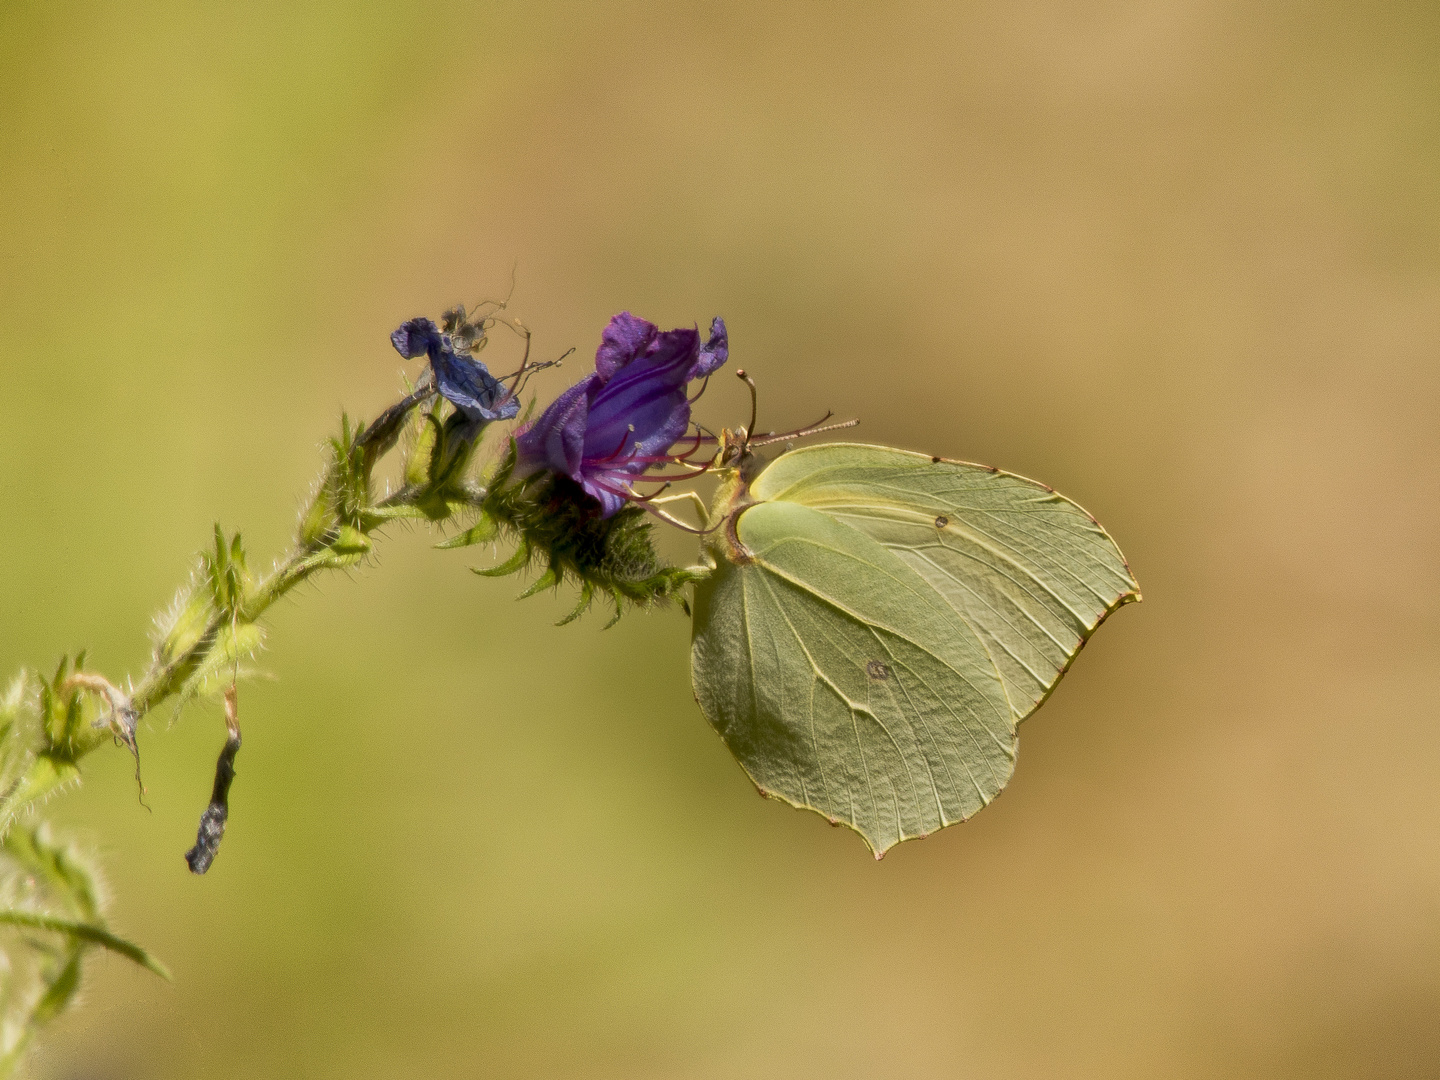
[0,386,474,824]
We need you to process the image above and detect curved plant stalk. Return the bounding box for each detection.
[0,359,701,1076]
[0,385,486,1076]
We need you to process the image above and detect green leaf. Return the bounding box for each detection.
[2,823,101,921]
[0,911,169,979]
[690,442,1140,856]
[26,950,82,1028]
[0,944,80,1077]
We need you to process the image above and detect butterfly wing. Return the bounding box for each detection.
[751,443,1141,723]
[691,499,1016,856]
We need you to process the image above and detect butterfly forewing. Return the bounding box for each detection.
[691,500,1015,856]
[750,444,1140,723]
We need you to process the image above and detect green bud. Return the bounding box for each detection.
[298,484,337,547]
[330,525,371,555]
[159,586,213,666]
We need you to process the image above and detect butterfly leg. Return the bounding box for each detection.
[648,491,711,531]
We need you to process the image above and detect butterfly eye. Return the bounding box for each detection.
[719,432,744,467]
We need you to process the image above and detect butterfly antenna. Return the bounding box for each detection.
[736,369,759,447]
[748,416,860,447]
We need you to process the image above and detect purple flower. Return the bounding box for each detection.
[391,317,519,424]
[514,312,728,516]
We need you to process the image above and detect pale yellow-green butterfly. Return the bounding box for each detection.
[687,380,1140,857]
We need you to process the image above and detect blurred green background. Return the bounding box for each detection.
[3,2,1438,1077]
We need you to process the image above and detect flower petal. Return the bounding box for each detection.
[582,332,698,463]
[391,317,439,359]
[513,312,729,517]
[579,477,632,518]
[433,349,519,422]
[692,317,728,379]
[514,377,593,480]
[594,312,659,382]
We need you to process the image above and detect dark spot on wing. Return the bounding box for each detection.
[934,514,949,529]
[866,660,891,680]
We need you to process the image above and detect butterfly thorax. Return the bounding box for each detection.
[705,429,769,566]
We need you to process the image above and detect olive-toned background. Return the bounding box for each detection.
[3,2,1437,1077]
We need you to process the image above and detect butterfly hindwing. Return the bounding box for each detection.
[691,499,1016,856]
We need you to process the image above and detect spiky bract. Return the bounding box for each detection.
[474,445,707,626]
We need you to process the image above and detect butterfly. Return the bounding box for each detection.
[689,429,1140,857]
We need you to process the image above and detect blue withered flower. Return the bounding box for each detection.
[391,317,520,424]
[513,312,728,516]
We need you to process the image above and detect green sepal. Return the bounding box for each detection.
[424,413,450,487]
[0,673,28,728]
[556,582,595,626]
[327,413,373,527]
[602,588,626,630]
[362,503,431,528]
[203,527,253,615]
[294,524,372,573]
[38,658,87,753]
[517,564,560,599]
[472,542,530,578]
[435,513,499,550]
[426,412,482,491]
[0,675,32,808]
